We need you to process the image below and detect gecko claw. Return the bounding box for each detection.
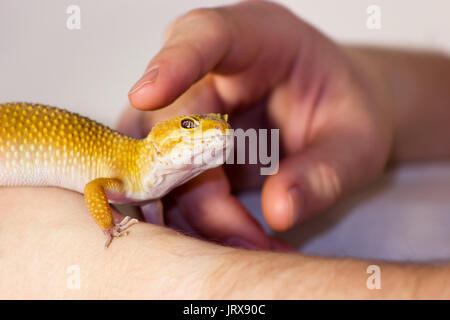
[104,216,139,248]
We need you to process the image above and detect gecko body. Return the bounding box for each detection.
[0,102,232,246]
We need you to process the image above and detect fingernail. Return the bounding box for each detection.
[224,237,260,250]
[288,186,303,227]
[128,66,159,95]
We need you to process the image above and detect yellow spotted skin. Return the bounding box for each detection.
[0,102,150,192]
[84,178,123,230]
[0,102,231,246]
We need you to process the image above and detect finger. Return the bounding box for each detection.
[262,120,389,231]
[123,76,225,137]
[128,8,232,110]
[128,1,302,110]
[165,202,199,236]
[140,75,225,124]
[173,167,272,249]
[140,200,164,226]
[119,75,223,143]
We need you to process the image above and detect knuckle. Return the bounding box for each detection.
[169,7,229,37]
[307,161,343,203]
[185,7,224,23]
[163,20,177,42]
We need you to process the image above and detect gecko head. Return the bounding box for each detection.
[143,114,233,191]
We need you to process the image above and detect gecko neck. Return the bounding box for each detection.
[136,137,157,171]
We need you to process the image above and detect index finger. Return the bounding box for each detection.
[128,7,244,110]
[128,1,301,110]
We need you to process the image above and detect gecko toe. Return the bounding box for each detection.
[103,217,139,248]
[118,216,139,230]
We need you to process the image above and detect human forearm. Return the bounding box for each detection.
[350,47,450,163]
[207,249,450,299]
[0,187,213,299]
[2,187,449,299]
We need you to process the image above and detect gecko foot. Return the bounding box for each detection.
[104,216,139,248]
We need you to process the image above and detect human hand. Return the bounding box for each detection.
[120,0,394,248]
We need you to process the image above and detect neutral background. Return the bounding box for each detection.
[1,0,449,261]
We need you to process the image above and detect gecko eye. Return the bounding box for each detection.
[181,118,198,129]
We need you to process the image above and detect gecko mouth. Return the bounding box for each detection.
[183,134,232,148]
[189,131,233,141]
[164,136,231,166]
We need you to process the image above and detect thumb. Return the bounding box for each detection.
[262,125,388,231]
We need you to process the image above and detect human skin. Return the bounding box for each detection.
[2,0,450,298]
[123,0,450,247]
[1,187,448,299]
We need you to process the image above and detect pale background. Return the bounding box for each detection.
[1,0,449,261]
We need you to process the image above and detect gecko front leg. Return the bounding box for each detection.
[84,178,139,248]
